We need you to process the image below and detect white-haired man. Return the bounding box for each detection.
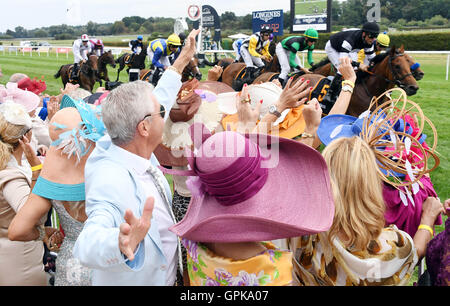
[73,29,200,286]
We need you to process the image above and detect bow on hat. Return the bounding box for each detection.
[160,123,270,205]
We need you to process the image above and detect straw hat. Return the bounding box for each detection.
[218,82,306,139]
[154,80,234,167]
[317,88,439,191]
[166,125,334,242]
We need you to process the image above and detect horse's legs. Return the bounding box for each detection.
[116,64,123,82]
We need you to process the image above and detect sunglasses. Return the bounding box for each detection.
[141,105,166,122]
[367,33,378,39]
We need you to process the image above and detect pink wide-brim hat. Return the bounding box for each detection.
[0,82,40,112]
[168,125,335,243]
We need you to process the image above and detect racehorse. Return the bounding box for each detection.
[115,46,147,81]
[221,54,280,91]
[54,54,99,92]
[298,46,419,117]
[139,56,202,86]
[95,50,116,87]
[309,49,425,82]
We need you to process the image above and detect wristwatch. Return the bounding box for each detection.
[341,84,354,94]
[268,104,282,118]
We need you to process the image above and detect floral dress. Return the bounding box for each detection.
[182,239,293,286]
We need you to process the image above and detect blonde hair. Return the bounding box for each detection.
[0,114,30,170]
[322,136,386,250]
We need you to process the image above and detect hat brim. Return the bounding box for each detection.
[169,134,335,242]
[317,114,359,146]
[155,81,234,167]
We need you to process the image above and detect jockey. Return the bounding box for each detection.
[129,35,144,54]
[170,32,186,64]
[323,21,380,104]
[89,39,104,57]
[358,32,390,66]
[240,25,273,78]
[71,34,92,81]
[276,28,318,86]
[147,33,182,71]
[232,38,244,63]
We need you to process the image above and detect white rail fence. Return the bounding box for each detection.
[1,46,449,80]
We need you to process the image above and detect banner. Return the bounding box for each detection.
[252,9,284,36]
[193,5,221,41]
[57,48,70,53]
[291,0,331,32]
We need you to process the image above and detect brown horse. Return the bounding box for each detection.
[96,51,116,87]
[139,56,202,86]
[310,50,425,82]
[54,54,99,92]
[221,54,280,91]
[299,46,419,117]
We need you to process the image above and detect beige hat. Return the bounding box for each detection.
[154,81,234,167]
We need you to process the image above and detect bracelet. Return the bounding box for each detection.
[342,80,355,88]
[418,224,434,237]
[301,132,315,139]
[166,66,181,76]
[31,164,43,172]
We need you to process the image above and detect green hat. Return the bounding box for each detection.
[304,28,319,40]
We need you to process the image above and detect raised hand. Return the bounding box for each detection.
[119,197,154,261]
[275,77,312,112]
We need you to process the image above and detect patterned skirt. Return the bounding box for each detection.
[172,191,191,285]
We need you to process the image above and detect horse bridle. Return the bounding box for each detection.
[387,53,414,88]
[366,52,414,90]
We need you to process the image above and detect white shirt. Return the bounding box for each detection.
[113,143,178,286]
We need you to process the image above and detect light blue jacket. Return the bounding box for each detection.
[72,70,181,285]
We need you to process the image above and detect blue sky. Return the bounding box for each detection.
[0,0,292,32]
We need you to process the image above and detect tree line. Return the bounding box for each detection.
[0,0,448,40]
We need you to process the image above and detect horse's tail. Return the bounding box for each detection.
[54,65,64,79]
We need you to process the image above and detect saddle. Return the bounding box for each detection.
[308,76,337,115]
[140,68,164,87]
[124,54,133,65]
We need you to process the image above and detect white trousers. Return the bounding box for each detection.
[275,42,302,80]
[325,41,358,70]
[232,41,241,61]
[240,47,265,68]
[148,50,171,68]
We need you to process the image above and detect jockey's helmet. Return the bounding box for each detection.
[167,34,182,46]
[95,39,103,46]
[260,25,273,35]
[137,35,143,41]
[376,33,390,47]
[81,34,89,42]
[362,22,380,36]
[178,32,187,43]
[304,28,319,41]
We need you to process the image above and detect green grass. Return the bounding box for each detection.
[1,51,449,285]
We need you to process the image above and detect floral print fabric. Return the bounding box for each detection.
[182,239,293,286]
[288,225,418,286]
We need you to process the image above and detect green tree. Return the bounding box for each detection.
[111,21,127,34]
[86,21,98,36]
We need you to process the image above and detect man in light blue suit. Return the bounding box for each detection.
[73,29,200,286]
